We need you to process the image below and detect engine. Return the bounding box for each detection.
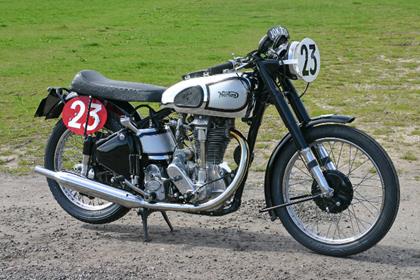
[163,115,233,202]
[95,113,235,204]
[194,117,232,165]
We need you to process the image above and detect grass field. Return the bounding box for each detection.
[0,0,419,173]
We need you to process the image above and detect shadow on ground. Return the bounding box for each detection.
[82,223,420,268]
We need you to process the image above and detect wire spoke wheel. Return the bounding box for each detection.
[271,125,399,256]
[284,138,383,244]
[45,117,130,224]
[54,129,114,211]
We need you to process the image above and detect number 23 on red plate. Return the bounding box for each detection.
[62,96,108,135]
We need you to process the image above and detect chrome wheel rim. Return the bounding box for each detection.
[283,138,385,244]
[54,129,113,211]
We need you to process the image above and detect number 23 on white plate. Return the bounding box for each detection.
[288,38,321,83]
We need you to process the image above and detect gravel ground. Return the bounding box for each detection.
[0,170,419,279]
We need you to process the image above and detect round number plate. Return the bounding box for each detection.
[289,38,321,83]
[62,96,107,135]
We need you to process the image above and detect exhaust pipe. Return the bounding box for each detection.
[34,130,249,212]
[34,167,145,208]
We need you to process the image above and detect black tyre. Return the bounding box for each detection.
[44,115,130,224]
[271,124,399,256]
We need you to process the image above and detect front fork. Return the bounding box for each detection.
[313,143,337,171]
[257,60,335,197]
[299,147,334,197]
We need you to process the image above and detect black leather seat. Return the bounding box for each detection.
[71,70,166,102]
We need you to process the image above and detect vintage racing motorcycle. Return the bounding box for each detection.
[34,26,399,256]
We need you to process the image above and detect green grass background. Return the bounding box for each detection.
[0,0,419,173]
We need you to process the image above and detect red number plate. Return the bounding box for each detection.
[62,96,108,135]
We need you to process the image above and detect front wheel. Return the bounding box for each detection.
[271,124,399,256]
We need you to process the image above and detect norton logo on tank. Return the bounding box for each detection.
[218,90,239,98]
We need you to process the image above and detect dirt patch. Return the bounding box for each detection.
[0,156,419,280]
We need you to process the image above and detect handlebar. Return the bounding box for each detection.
[207,61,235,75]
[182,61,236,80]
[181,56,252,80]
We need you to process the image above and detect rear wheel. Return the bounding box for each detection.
[271,125,399,256]
[44,115,130,224]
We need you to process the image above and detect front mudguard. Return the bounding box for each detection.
[263,114,355,220]
[34,87,141,120]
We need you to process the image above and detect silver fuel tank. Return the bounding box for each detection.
[161,73,251,118]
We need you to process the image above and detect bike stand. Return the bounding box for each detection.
[137,208,174,242]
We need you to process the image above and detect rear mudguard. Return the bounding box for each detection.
[34,87,66,119]
[264,114,355,220]
[34,87,141,120]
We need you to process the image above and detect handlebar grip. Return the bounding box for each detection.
[207,61,234,75]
